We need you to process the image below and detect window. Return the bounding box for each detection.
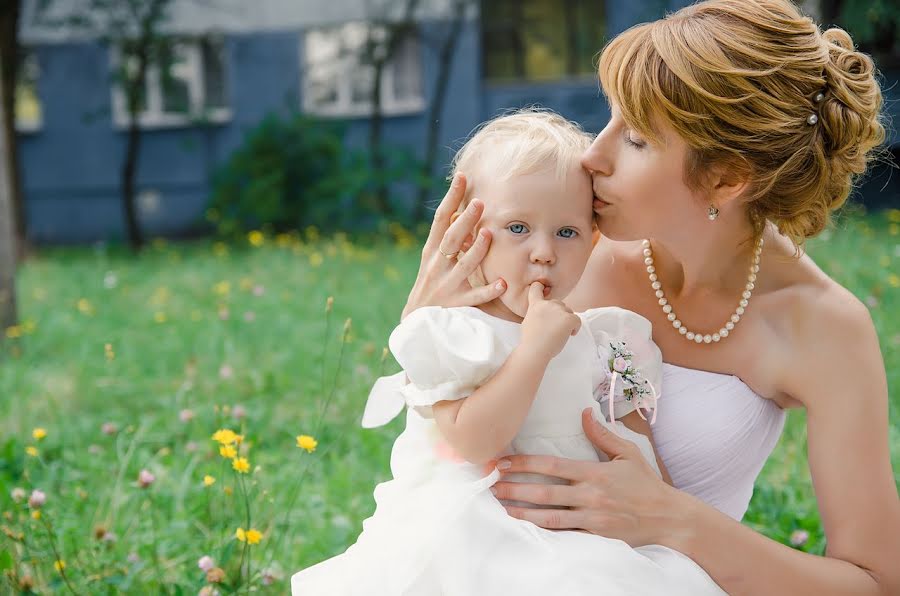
[303,22,424,117]
[111,38,229,128]
[481,0,606,82]
[15,50,42,132]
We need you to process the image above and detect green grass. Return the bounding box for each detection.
[0,212,897,593]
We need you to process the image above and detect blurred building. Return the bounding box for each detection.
[14,0,900,243]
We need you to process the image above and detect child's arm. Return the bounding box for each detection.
[431,345,550,465]
[432,282,581,466]
[619,411,673,485]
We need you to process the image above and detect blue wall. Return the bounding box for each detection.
[16,0,899,244]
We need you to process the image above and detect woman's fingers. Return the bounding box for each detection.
[440,198,483,257]
[453,227,491,277]
[495,454,600,483]
[460,279,506,307]
[425,173,467,255]
[501,505,588,531]
[490,480,594,508]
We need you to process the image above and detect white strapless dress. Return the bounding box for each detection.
[291,307,786,595]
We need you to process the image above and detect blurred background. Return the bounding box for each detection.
[0,0,897,594]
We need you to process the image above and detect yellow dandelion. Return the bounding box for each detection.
[77,298,94,316]
[54,560,65,572]
[104,343,115,360]
[248,230,265,247]
[305,225,320,242]
[31,511,41,520]
[25,446,39,457]
[219,445,237,459]
[246,529,262,544]
[32,428,47,441]
[154,312,167,324]
[889,209,900,223]
[276,233,292,248]
[213,281,231,296]
[309,252,324,267]
[213,242,229,257]
[203,475,216,487]
[296,435,318,453]
[890,224,899,236]
[235,527,246,542]
[888,274,900,288]
[212,429,239,445]
[223,486,233,496]
[5,325,21,339]
[232,457,250,473]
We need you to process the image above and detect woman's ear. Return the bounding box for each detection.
[708,164,751,210]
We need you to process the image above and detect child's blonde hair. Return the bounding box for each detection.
[449,107,594,210]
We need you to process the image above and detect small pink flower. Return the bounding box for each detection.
[179,409,195,423]
[613,357,628,373]
[88,444,103,455]
[219,364,233,379]
[197,555,215,572]
[231,405,246,421]
[10,487,26,503]
[243,311,256,323]
[28,490,46,509]
[185,441,199,453]
[789,529,809,547]
[218,307,230,321]
[252,285,265,297]
[101,422,118,435]
[138,469,155,488]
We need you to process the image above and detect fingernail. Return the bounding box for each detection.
[497,459,511,470]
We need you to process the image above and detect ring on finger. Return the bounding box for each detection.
[438,247,459,260]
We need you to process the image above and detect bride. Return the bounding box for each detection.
[379,0,899,593]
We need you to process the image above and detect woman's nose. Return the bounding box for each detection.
[581,130,613,177]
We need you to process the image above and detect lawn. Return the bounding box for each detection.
[1,212,898,594]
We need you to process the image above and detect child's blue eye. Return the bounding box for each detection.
[508,224,528,234]
[558,228,578,239]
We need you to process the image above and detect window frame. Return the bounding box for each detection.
[109,38,231,130]
[301,22,426,118]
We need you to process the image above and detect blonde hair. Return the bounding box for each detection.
[598,0,886,246]
[449,108,594,209]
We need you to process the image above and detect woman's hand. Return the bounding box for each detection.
[490,408,693,548]
[401,173,507,319]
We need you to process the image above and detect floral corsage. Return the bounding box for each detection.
[596,340,659,425]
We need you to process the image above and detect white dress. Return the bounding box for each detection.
[291,306,726,595]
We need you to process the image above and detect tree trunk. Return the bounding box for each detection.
[0,0,27,262]
[414,0,467,221]
[121,48,148,252]
[0,51,19,333]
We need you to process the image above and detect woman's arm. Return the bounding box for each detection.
[491,291,900,595]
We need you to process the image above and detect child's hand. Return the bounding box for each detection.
[521,282,581,362]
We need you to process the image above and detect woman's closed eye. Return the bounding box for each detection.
[623,129,646,149]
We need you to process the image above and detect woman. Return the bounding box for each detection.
[395,0,900,593]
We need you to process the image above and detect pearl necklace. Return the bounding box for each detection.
[642,236,763,344]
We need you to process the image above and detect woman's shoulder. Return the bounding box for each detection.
[761,233,878,406]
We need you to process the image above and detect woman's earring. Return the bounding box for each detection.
[707,205,719,221]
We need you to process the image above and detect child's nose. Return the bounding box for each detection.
[530,238,556,265]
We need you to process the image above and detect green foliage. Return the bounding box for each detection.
[835,0,900,63]
[207,113,348,236]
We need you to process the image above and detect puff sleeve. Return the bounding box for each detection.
[579,307,663,424]
[361,307,504,426]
